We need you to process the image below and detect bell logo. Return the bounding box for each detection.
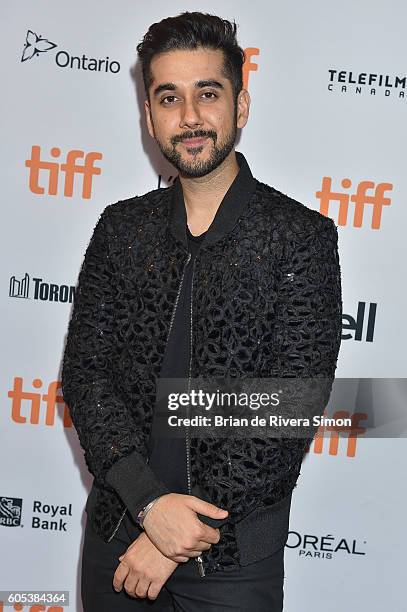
[343,301,377,342]
[25,145,102,199]
[316,177,392,228]
[8,377,72,428]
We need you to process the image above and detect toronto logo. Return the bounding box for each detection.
[9,273,75,303]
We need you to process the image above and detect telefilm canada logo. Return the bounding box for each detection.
[9,273,75,303]
[20,29,121,74]
[327,67,406,99]
[0,497,23,527]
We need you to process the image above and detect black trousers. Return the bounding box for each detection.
[81,510,285,611]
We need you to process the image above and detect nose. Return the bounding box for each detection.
[179,97,203,129]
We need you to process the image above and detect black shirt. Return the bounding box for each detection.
[147,224,207,494]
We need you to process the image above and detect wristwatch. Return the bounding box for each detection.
[136,496,162,530]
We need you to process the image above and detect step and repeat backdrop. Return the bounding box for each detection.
[1,1,406,610]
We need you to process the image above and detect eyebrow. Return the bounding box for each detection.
[152,79,225,97]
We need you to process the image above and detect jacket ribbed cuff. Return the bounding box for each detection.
[105,449,170,523]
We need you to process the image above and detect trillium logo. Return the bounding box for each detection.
[21,29,57,62]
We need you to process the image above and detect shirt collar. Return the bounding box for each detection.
[168,151,257,250]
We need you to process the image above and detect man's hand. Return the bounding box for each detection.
[142,493,228,563]
[113,531,178,600]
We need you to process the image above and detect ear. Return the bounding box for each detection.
[144,99,155,139]
[236,89,251,129]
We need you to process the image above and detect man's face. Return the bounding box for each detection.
[144,47,250,178]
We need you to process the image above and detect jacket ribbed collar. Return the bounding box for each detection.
[168,150,257,249]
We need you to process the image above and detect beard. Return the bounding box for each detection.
[155,118,237,178]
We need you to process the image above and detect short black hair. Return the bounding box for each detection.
[137,11,245,102]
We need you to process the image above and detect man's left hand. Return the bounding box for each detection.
[113,531,179,600]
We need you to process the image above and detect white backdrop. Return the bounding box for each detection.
[1,1,406,610]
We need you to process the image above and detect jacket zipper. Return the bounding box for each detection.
[226,447,232,476]
[107,250,192,543]
[107,507,126,543]
[186,255,206,577]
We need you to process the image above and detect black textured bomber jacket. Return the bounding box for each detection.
[61,151,342,576]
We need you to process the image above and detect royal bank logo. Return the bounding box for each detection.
[9,273,75,303]
[0,497,23,527]
[20,29,120,73]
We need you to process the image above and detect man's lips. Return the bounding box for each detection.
[181,137,208,146]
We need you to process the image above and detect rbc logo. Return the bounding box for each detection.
[0,497,22,527]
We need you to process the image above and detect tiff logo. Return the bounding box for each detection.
[8,377,72,428]
[242,48,259,90]
[309,409,368,458]
[0,604,63,612]
[25,145,102,199]
[316,177,392,228]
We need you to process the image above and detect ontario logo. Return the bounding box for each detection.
[21,29,120,73]
[0,497,23,527]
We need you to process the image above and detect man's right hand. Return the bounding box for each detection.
[142,493,228,563]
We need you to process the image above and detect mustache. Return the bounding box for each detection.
[171,129,217,145]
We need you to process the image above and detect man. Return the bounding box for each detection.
[61,11,342,612]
